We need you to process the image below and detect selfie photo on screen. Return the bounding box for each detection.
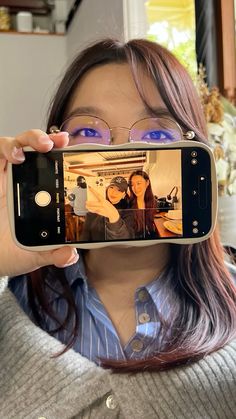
[63,149,182,243]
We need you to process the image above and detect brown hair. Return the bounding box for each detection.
[28,38,236,371]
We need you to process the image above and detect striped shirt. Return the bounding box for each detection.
[8,254,176,365]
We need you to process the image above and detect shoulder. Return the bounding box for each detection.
[0,279,111,418]
[110,341,236,418]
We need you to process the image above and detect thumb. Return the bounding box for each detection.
[38,246,79,268]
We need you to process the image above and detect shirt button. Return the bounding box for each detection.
[131,339,144,352]
[138,312,151,323]
[138,289,149,302]
[106,394,118,410]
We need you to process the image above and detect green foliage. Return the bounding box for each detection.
[147,33,197,81]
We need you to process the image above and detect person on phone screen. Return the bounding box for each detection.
[81,175,135,241]
[129,170,159,239]
[0,38,236,418]
[65,175,87,241]
[67,175,87,216]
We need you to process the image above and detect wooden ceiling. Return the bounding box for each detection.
[0,1,52,14]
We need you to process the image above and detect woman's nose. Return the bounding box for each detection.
[110,127,130,144]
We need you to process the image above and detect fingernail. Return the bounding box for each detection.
[62,253,79,268]
[49,131,69,138]
[73,248,78,257]
[39,135,53,145]
[12,147,25,162]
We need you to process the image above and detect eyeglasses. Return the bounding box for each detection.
[50,114,195,145]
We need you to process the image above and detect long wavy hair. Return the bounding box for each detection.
[28,38,236,371]
[129,170,156,234]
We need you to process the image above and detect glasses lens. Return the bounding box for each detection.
[61,115,110,145]
[130,118,183,143]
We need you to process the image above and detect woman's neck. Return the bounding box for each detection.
[84,244,170,345]
[84,244,170,288]
[137,197,145,209]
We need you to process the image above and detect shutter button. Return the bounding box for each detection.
[106,394,118,410]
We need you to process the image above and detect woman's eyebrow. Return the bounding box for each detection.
[67,106,104,118]
[67,106,172,119]
[141,107,172,118]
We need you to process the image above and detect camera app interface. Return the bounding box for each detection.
[63,149,183,243]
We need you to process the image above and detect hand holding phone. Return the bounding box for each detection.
[0,130,79,277]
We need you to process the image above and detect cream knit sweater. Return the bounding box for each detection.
[0,277,235,419]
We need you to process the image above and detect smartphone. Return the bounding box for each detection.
[7,141,217,250]
[86,176,106,201]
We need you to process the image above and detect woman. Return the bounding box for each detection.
[129,170,158,239]
[0,38,235,418]
[81,175,135,241]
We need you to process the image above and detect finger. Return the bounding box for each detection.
[48,132,70,148]
[15,130,69,150]
[0,131,69,164]
[38,246,79,268]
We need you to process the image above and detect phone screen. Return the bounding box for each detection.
[11,145,213,247]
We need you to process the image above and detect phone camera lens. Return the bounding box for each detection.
[191,151,197,157]
[191,158,198,165]
[192,220,198,226]
[192,228,199,234]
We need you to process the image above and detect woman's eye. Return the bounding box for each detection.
[71,128,102,138]
[142,130,174,141]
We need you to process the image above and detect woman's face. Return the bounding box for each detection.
[67,63,167,145]
[130,175,149,198]
[107,185,125,204]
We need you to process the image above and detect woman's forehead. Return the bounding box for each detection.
[68,63,166,122]
[108,185,121,191]
[132,175,145,181]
